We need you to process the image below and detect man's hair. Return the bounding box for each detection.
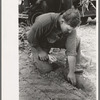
[62,8,81,28]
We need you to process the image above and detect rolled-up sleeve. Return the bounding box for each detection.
[65,29,77,56]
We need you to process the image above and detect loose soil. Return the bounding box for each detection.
[19,18,96,100]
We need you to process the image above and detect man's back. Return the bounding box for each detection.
[27,12,60,47]
[35,13,59,26]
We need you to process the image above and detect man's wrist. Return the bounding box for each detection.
[35,46,43,53]
[69,70,75,74]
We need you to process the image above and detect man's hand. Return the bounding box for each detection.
[67,72,76,85]
[38,51,49,61]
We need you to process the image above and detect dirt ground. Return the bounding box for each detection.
[19,18,97,100]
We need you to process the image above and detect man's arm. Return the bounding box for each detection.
[68,56,76,73]
[34,46,49,61]
[65,29,77,85]
[67,56,76,85]
[27,23,49,61]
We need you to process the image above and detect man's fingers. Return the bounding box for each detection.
[44,55,48,61]
[44,56,48,61]
[39,56,45,61]
[67,77,76,85]
[40,57,43,61]
[70,79,73,85]
[42,57,46,61]
[39,56,49,61]
[71,79,76,85]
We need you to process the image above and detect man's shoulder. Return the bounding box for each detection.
[36,12,58,19]
[35,13,59,25]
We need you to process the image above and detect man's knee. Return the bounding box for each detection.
[33,58,53,74]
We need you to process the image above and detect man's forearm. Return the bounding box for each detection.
[68,56,76,73]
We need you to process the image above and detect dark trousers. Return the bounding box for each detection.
[31,36,80,74]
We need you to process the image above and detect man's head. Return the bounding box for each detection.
[59,8,81,33]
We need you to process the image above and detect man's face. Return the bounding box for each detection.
[60,18,74,34]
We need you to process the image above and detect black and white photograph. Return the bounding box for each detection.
[18,0,97,100]
[2,0,98,100]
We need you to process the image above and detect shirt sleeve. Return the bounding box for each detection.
[27,22,43,47]
[65,29,77,56]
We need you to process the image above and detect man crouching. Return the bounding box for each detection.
[27,8,81,86]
